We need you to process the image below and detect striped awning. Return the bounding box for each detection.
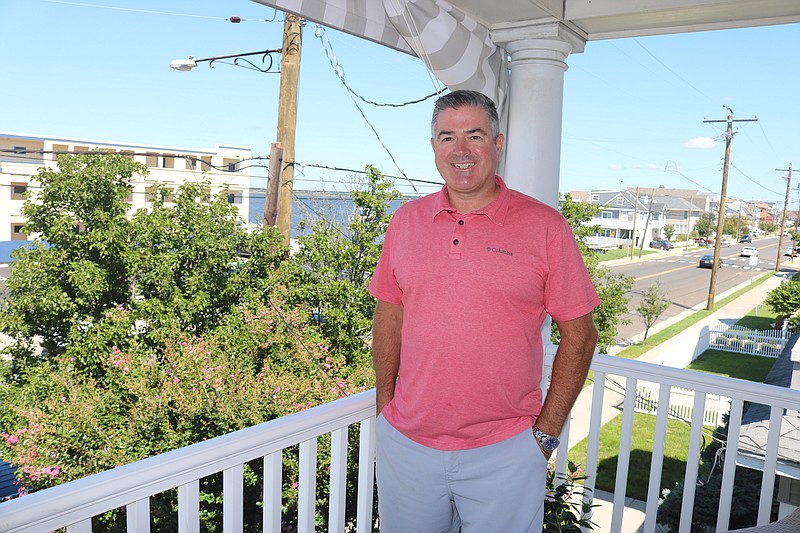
[252,0,507,110]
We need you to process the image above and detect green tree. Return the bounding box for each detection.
[0,152,288,379]
[637,283,669,341]
[759,222,777,234]
[694,213,716,238]
[279,166,400,366]
[765,279,800,330]
[0,152,145,369]
[662,224,675,241]
[559,193,633,352]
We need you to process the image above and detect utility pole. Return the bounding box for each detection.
[275,14,302,244]
[703,110,757,310]
[776,165,794,272]
[630,186,639,259]
[638,190,655,259]
[263,142,283,227]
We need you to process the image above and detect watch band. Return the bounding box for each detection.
[532,425,560,451]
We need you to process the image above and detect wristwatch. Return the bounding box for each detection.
[532,426,560,451]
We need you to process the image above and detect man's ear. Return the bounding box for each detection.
[495,133,505,154]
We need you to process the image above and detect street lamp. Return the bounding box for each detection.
[169,49,282,74]
[168,13,303,244]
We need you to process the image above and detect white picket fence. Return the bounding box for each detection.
[635,382,732,427]
[707,324,789,358]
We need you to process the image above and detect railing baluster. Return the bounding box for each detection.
[127,498,150,532]
[644,383,671,532]
[554,416,570,487]
[263,451,283,533]
[223,464,244,533]
[678,391,707,533]
[582,369,606,533]
[356,417,376,533]
[716,398,744,532]
[610,376,637,533]
[757,406,784,525]
[328,427,348,533]
[298,437,318,533]
[178,480,200,533]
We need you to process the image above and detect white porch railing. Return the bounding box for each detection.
[1,354,799,533]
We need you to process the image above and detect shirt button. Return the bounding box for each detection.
[453,239,459,245]
[458,220,464,225]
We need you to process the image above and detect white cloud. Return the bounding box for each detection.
[609,163,624,171]
[682,137,718,149]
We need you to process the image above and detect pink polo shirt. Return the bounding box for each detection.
[369,177,600,451]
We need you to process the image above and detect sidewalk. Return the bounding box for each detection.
[565,271,788,533]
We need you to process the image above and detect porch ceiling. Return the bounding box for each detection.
[462,0,800,40]
[254,0,800,51]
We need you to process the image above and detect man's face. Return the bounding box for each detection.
[431,105,504,208]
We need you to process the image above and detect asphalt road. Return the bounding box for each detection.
[607,236,799,345]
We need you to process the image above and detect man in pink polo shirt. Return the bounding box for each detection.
[369,90,599,532]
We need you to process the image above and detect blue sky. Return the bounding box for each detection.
[2,0,798,204]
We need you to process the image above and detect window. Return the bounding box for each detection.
[162,154,175,169]
[146,153,159,167]
[11,223,27,241]
[591,194,599,202]
[11,182,27,200]
[616,196,624,206]
[223,158,239,172]
[601,211,613,219]
[13,146,26,154]
[225,190,242,204]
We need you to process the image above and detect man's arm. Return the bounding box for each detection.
[534,312,598,456]
[372,299,403,416]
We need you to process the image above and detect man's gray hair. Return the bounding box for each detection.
[431,90,500,140]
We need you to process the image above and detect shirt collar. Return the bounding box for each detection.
[432,176,510,225]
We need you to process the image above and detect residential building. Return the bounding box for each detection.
[579,189,664,248]
[0,132,251,244]
[748,200,779,226]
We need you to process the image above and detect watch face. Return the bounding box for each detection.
[543,437,560,451]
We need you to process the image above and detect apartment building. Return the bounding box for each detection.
[0,132,251,243]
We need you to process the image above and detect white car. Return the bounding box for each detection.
[786,246,799,257]
[740,246,758,257]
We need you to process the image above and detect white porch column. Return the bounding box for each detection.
[493,23,586,209]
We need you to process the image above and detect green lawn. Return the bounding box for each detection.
[687,349,777,382]
[597,247,657,261]
[568,413,693,500]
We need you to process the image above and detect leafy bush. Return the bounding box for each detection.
[543,461,597,532]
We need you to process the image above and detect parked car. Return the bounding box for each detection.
[720,237,733,247]
[740,246,758,257]
[785,246,799,257]
[740,234,752,243]
[699,254,722,268]
[649,239,674,250]
[694,237,716,246]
